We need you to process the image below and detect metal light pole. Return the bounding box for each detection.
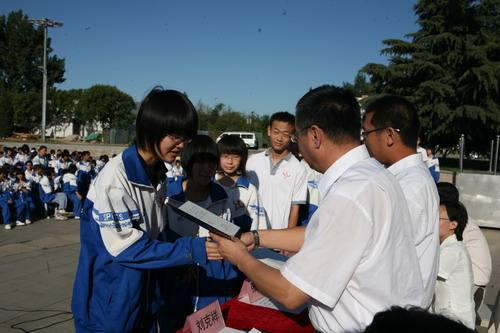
[459,134,465,173]
[28,18,63,141]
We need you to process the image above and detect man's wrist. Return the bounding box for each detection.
[251,230,260,248]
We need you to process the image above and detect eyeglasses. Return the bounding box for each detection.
[289,126,314,143]
[167,134,191,144]
[361,127,401,139]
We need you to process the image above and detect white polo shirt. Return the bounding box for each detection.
[246,150,307,229]
[433,234,475,329]
[281,145,424,333]
[388,153,440,308]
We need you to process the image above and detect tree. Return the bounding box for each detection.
[78,85,136,129]
[11,91,42,131]
[342,72,375,97]
[48,89,84,127]
[0,93,13,137]
[361,0,500,153]
[0,10,65,94]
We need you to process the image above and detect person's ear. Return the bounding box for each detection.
[267,126,271,137]
[310,125,321,149]
[449,220,458,232]
[385,128,398,147]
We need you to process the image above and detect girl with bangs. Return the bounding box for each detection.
[216,134,268,230]
[71,88,217,333]
[160,134,253,332]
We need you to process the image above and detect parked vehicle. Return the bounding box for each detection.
[216,132,259,149]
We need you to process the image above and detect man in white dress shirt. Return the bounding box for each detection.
[211,86,425,333]
[362,96,440,308]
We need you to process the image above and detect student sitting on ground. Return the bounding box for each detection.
[34,165,68,220]
[0,169,14,230]
[62,164,82,219]
[12,170,35,226]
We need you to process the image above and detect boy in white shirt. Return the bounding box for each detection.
[246,112,307,229]
[434,200,475,329]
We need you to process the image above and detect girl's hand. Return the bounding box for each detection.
[205,238,223,260]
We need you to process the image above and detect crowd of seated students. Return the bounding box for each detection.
[0,144,110,229]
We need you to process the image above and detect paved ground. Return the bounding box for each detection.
[0,218,79,333]
[1,216,499,332]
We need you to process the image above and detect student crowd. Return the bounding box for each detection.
[0,144,110,229]
[64,87,492,333]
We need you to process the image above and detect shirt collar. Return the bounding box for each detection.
[122,144,165,187]
[441,233,458,247]
[318,145,370,201]
[387,153,423,175]
[264,149,293,161]
[235,175,250,189]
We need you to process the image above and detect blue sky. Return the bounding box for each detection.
[1,0,418,115]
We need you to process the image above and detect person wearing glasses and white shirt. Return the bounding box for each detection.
[433,200,475,329]
[362,96,440,309]
[246,112,307,230]
[211,86,425,333]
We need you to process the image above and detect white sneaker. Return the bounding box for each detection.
[55,214,68,221]
[16,221,26,226]
[75,216,80,220]
[25,220,32,225]
[4,224,12,230]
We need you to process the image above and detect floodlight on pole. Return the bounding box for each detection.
[28,18,63,142]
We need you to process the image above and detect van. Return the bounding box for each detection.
[216,132,259,149]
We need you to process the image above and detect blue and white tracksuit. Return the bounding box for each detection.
[159,177,252,331]
[12,181,34,222]
[215,174,268,230]
[63,172,81,217]
[0,181,12,225]
[71,145,207,333]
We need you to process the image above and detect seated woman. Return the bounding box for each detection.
[160,135,250,331]
[433,200,475,329]
[215,134,267,230]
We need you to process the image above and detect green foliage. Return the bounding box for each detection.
[361,0,500,153]
[0,10,65,94]
[195,101,270,145]
[47,89,84,127]
[78,85,136,129]
[342,72,375,96]
[0,93,14,137]
[11,91,42,131]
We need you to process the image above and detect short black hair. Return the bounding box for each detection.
[270,112,295,127]
[365,95,420,149]
[296,85,361,143]
[364,306,474,333]
[68,164,78,174]
[217,135,248,176]
[135,87,198,156]
[437,182,459,203]
[441,201,468,241]
[181,135,218,178]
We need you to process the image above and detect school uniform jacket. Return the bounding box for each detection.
[71,145,207,333]
[162,177,251,312]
